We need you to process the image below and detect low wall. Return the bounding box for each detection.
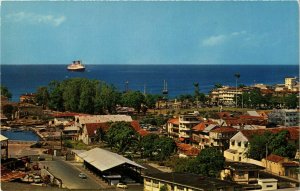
[8,140,37,145]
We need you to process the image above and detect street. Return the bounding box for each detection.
[40,157,103,190]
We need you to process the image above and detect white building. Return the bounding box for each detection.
[268,109,299,127]
[285,77,297,90]
[210,86,243,106]
[178,115,201,144]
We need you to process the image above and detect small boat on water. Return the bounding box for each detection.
[67,60,85,72]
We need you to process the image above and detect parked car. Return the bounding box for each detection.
[117,183,128,189]
[78,173,87,179]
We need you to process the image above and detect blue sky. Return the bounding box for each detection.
[1,1,299,65]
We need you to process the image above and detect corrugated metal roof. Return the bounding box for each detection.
[203,124,217,133]
[247,111,260,117]
[78,148,145,171]
[0,134,8,141]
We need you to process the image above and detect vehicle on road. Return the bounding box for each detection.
[78,173,87,179]
[117,183,128,189]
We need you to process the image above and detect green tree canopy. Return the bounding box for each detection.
[35,86,49,109]
[284,94,298,109]
[248,130,297,160]
[154,137,177,161]
[1,86,12,99]
[141,134,159,159]
[106,121,139,153]
[121,91,145,113]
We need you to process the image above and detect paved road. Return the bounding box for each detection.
[40,157,102,190]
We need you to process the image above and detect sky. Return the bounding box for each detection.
[1,1,299,65]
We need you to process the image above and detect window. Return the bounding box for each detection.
[266,185,274,188]
[244,142,248,147]
[238,142,241,147]
[231,141,235,146]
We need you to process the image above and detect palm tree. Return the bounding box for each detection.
[234,73,240,108]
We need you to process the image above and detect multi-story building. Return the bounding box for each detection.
[178,115,201,144]
[167,118,179,140]
[268,109,299,127]
[209,127,238,152]
[285,77,297,90]
[210,86,243,106]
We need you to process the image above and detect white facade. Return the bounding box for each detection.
[285,77,297,90]
[179,115,200,140]
[268,109,299,127]
[257,179,278,191]
[224,132,249,162]
[210,86,243,106]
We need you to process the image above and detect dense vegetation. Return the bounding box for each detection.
[167,147,225,178]
[1,86,12,99]
[247,130,297,160]
[236,89,298,109]
[96,122,176,161]
[34,78,162,114]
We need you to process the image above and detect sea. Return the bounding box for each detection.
[1,64,299,102]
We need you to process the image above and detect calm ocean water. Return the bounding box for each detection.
[1,65,298,102]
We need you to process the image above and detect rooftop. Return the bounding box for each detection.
[143,172,241,190]
[266,154,285,163]
[78,147,145,172]
[225,162,265,171]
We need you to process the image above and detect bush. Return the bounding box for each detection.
[63,140,73,148]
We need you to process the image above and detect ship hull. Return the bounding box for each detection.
[67,68,85,72]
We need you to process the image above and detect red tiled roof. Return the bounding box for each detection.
[168,118,179,125]
[177,143,200,156]
[193,121,217,131]
[85,123,110,136]
[193,123,206,131]
[211,127,237,133]
[241,127,299,141]
[185,147,200,156]
[266,154,285,163]
[138,129,149,136]
[131,120,142,131]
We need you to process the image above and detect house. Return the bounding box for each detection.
[79,120,148,145]
[268,109,299,127]
[176,143,200,158]
[63,126,79,140]
[19,93,36,103]
[224,131,249,162]
[221,162,265,184]
[178,115,201,144]
[224,127,299,163]
[193,123,218,149]
[209,127,238,152]
[143,172,242,191]
[262,154,300,179]
[167,118,179,140]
